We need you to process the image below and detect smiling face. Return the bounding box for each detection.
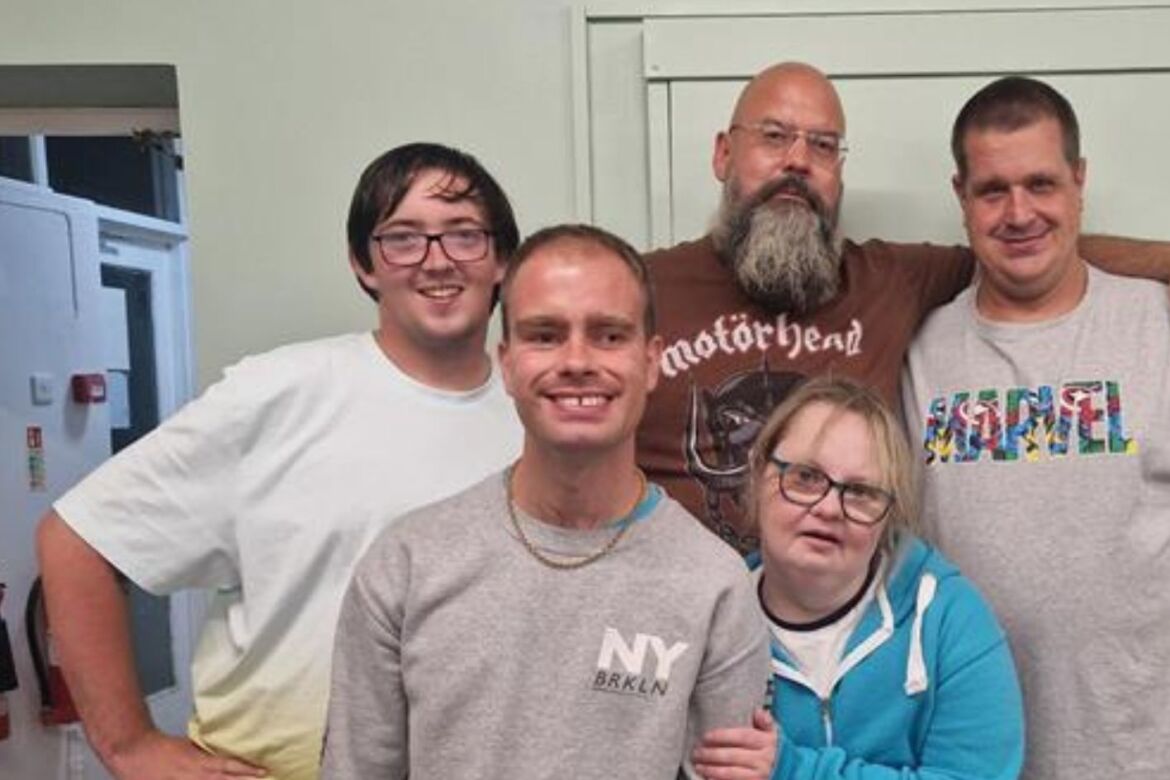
[758,401,885,620]
[955,117,1087,321]
[713,63,846,228]
[499,238,662,461]
[350,167,504,370]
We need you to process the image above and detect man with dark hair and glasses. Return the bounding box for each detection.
[904,76,1170,778]
[36,142,523,780]
[638,61,1170,555]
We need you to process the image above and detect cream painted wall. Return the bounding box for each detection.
[0,0,579,388]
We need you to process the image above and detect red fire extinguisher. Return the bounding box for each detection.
[0,582,19,740]
[25,577,80,726]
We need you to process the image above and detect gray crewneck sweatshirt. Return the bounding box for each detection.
[903,267,1170,777]
[321,471,769,779]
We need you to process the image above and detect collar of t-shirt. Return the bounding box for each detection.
[762,554,885,700]
[618,483,663,527]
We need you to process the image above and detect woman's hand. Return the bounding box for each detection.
[693,707,778,780]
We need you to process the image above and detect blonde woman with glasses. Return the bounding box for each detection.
[693,377,1023,780]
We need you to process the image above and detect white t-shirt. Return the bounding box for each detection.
[55,332,522,779]
[759,559,884,700]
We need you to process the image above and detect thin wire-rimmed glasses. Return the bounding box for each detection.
[768,456,893,526]
[729,121,848,167]
[372,228,494,267]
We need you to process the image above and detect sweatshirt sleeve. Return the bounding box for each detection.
[683,568,771,778]
[774,577,1024,780]
[320,534,411,780]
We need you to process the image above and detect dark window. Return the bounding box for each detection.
[46,135,180,221]
[0,136,32,182]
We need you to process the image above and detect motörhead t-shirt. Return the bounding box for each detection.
[638,236,971,552]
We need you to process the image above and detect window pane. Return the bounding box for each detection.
[46,135,180,221]
[0,136,33,182]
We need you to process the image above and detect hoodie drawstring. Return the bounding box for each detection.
[904,573,937,695]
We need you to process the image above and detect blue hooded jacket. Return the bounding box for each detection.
[756,537,1024,780]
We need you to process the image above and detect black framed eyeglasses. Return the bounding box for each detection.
[371,228,494,267]
[769,457,893,526]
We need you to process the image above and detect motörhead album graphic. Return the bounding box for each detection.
[682,365,804,551]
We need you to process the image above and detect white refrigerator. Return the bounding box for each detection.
[0,179,193,779]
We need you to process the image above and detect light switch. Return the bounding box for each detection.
[30,373,54,405]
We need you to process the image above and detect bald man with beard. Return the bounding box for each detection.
[637,62,1169,553]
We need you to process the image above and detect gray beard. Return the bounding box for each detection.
[712,184,842,315]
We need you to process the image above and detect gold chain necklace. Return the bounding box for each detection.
[504,464,647,570]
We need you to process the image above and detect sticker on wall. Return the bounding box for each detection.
[27,426,46,492]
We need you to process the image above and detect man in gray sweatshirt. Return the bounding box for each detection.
[321,224,772,779]
[903,77,1170,778]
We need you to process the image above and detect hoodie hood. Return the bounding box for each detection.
[753,535,959,699]
[882,535,959,620]
[747,535,958,628]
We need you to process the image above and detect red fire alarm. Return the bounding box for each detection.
[71,373,107,404]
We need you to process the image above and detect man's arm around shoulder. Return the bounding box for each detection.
[36,511,266,780]
[1081,234,1170,283]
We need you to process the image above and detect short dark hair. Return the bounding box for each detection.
[499,224,656,339]
[951,76,1081,182]
[346,142,520,300]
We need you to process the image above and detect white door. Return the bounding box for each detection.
[95,233,197,742]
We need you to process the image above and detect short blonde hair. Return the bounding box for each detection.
[745,376,920,558]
